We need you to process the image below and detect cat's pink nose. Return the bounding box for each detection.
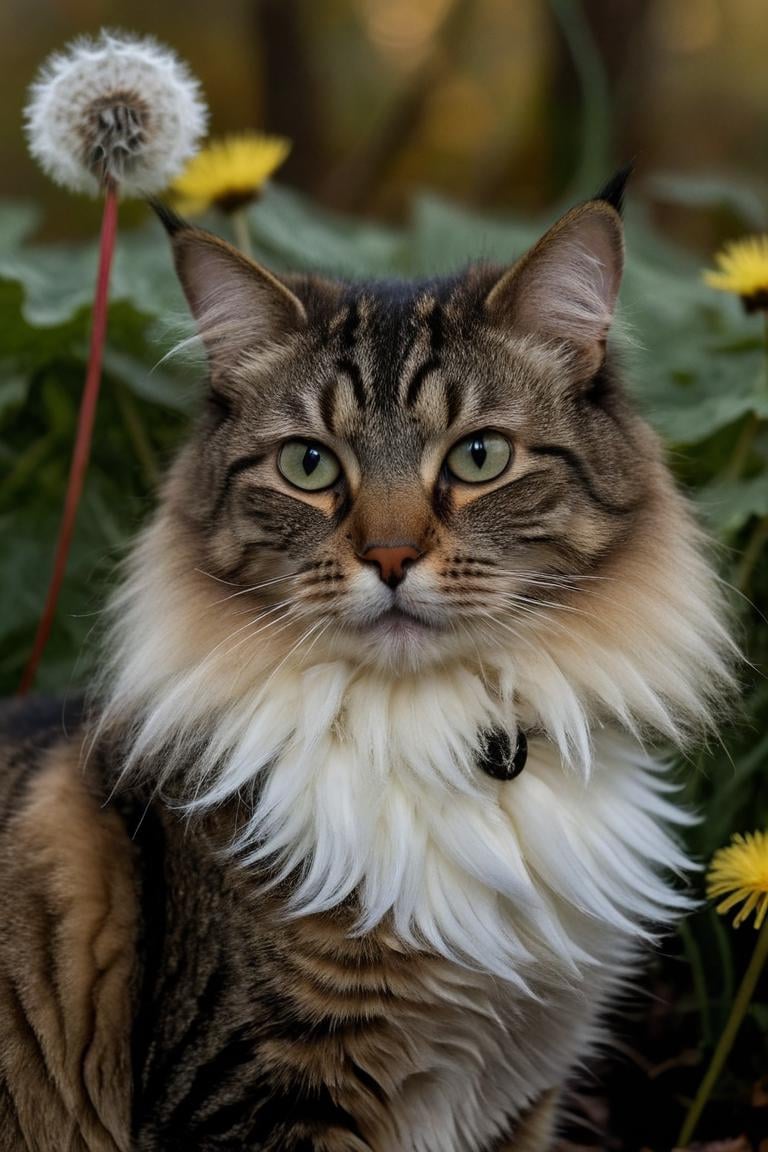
[361,544,421,588]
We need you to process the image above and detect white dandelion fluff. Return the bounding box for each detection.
[24,29,208,197]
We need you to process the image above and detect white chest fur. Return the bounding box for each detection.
[115,655,692,988]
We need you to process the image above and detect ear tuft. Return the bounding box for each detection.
[594,163,634,216]
[147,197,189,237]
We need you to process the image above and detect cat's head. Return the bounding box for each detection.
[105,178,731,768]
[151,177,673,675]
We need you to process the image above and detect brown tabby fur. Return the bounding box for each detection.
[0,701,555,1151]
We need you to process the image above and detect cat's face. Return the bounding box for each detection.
[164,197,656,672]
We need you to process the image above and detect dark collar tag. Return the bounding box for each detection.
[477,728,527,781]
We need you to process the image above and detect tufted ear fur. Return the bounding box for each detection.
[485,199,624,378]
[152,201,306,373]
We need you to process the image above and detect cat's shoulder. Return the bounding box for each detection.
[0,696,138,1150]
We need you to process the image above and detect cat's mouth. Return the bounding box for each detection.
[365,605,441,635]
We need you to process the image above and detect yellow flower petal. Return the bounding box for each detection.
[170,132,292,215]
[707,830,768,928]
[755,892,768,930]
[703,235,768,300]
[733,891,760,928]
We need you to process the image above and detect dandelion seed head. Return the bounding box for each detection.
[24,30,208,197]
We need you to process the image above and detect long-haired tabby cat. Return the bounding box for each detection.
[0,170,733,1151]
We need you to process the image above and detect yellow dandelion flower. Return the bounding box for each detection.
[703,236,768,311]
[171,132,291,215]
[680,832,768,1144]
[707,830,768,928]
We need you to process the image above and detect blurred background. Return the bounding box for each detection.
[2,0,768,245]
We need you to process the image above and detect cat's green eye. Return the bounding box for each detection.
[445,431,511,484]
[278,440,341,491]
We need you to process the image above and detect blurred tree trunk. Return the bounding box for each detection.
[319,0,476,214]
[551,0,653,195]
[472,0,652,211]
[580,0,653,153]
[251,0,326,193]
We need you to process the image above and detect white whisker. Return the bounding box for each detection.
[199,598,297,666]
[261,618,329,690]
[208,570,306,607]
[221,610,301,665]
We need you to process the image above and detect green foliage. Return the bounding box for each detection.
[1,187,766,1132]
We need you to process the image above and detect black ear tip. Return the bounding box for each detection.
[147,197,189,237]
[594,162,634,215]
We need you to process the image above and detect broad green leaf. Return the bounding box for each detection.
[0,369,28,415]
[245,183,405,276]
[0,201,41,251]
[408,194,540,275]
[648,170,768,230]
[698,475,768,534]
[0,224,182,329]
[102,347,200,413]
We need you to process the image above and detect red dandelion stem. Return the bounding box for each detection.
[19,180,119,694]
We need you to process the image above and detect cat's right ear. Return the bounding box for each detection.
[484,198,624,380]
[151,201,307,372]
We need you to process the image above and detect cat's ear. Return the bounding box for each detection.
[152,201,306,371]
[485,197,624,377]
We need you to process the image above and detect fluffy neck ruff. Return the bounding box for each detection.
[99,497,733,986]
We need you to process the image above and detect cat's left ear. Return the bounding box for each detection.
[485,177,627,377]
[150,200,307,373]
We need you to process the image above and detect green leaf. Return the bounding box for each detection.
[102,347,199,413]
[245,184,405,276]
[648,170,768,230]
[408,194,540,276]
[0,224,182,329]
[0,201,41,252]
[698,475,768,534]
[633,352,768,443]
[0,368,28,415]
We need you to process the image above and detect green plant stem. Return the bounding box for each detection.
[711,911,735,1019]
[722,411,760,482]
[113,382,159,489]
[1,433,55,501]
[677,916,768,1147]
[737,513,768,592]
[679,920,711,1046]
[231,208,253,258]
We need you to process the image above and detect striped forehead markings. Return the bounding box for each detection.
[404,298,443,409]
[320,292,464,431]
[403,298,462,426]
[335,300,367,411]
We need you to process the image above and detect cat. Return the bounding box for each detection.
[0,169,733,1152]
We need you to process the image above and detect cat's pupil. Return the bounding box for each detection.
[470,438,487,470]
[302,446,321,476]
